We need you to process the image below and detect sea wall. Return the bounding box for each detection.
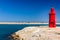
[9,27,60,40]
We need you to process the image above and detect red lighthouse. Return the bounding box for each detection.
[49,7,56,28]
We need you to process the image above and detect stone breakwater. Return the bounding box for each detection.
[9,27,60,40]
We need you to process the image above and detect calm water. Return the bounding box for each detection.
[0,24,60,40]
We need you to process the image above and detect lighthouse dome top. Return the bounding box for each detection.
[49,7,55,14]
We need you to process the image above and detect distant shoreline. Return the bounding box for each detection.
[0,22,48,24]
[0,22,59,24]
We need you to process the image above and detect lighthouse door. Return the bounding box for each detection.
[51,22,54,27]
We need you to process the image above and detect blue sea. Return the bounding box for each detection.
[0,24,60,40]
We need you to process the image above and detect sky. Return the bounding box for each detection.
[0,0,60,22]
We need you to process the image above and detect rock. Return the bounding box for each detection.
[9,27,60,40]
[8,33,19,40]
